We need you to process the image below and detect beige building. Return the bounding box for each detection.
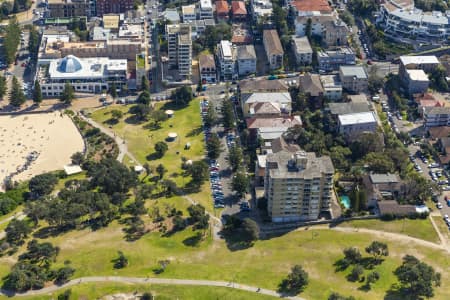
[263,139,334,222]
[263,30,284,70]
[166,24,192,78]
[339,66,368,93]
[47,0,89,18]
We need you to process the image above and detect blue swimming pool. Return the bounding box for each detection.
[340,195,350,209]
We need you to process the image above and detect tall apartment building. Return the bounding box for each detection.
[217,40,236,80]
[264,143,334,222]
[96,0,134,16]
[48,0,89,18]
[166,24,192,78]
[263,30,284,70]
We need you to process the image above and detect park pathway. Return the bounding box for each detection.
[0,276,305,300]
[78,114,140,164]
[0,212,26,239]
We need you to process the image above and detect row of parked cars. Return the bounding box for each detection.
[200,99,225,209]
[443,214,450,230]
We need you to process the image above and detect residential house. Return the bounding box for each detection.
[291,36,313,65]
[198,54,217,83]
[368,173,401,200]
[182,5,197,22]
[236,44,257,76]
[247,116,302,141]
[263,137,335,222]
[238,78,290,94]
[241,92,292,118]
[318,47,355,71]
[215,1,230,21]
[232,24,253,45]
[199,0,214,19]
[338,112,378,140]
[328,95,371,116]
[320,75,342,100]
[424,106,450,127]
[415,93,446,117]
[299,73,324,108]
[339,66,368,93]
[263,30,284,70]
[437,137,450,164]
[427,126,450,140]
[377,200,416,217]
[232,1,248,21]
[250,0,273,22]
[217,40,237,81]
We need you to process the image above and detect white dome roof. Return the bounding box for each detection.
[58,55,82,73]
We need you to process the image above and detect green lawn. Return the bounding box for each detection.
[53,172,87,191]
[0,283,278,300]
[90,100,213,211]
[337,218,440,243]
[1,223,448,300]
[432,216,450,240]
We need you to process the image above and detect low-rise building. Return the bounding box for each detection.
[404,69,430,95]
[247,116,302,141]
[424,106,450,127]
[399,55,440,73]
[368,173,401,199]
[199,0,214,19]
[338,112,377,139]
[96,0,134,17]
[339,66,368,93]
[163,8,181,24]
[295,13,349,46]
[239,78,290,94]
[318,47,355,71]
[416,93,446,117]
[250,0,273,22]
[320,75,342,100]
[217,40,237,80]
[291,36,313,65]
[231,1,248,21]
[198,54,217,83]
[236,44,257,76]
[399,56,439,94]
[241,92,292,118]
[263,30,284,70]
[48,0,89,18]
[182,5,197,22]
[299,73,324,108]
[215,1,229,21]
[264,138,334,222]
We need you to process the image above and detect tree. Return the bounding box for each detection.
[151,109,168,127]
[171,86,193,106]
[231,171,249,197]
[130,103,152,120]
[137,90,151,105]
[187,160,209,185]
[328,292,355,300]
[29,173,58,198]
[57,289,72,300]
[142,292,153,300]
[70,151,84,165]
[206,133,222,159]
[141,75,149,91]
[28,26,40,58]
[3,17,20,64]
[109,82,118,99]
[429,64,449,92]
[221,99,235,129]
[113,251,129,269]
[348,265,364,282]
[154,141,168,158]
[10,76,26,107]
[32,80,42,105]
[365,241,389,262]
[60,82,75,105]
[228,144,243,171]
[279,265,309,294]
[54,266,75,284]
[343,247,362,264]
[305,18,312,41]
[366,271,380,288]
[5,219,31,245]
[0,75,7,99]
[241,218,259,242]
[394,255,441,298]
[110,109,123,121]
[156,163,167,179]
[204,103,217,127]
[368,68,384,95]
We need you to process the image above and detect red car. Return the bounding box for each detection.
[367,60,373,65]
[21,62,26,67]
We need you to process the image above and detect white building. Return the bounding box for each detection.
[250,0,273,22]
[320,75,342,101]
[236,44,257,76]
[339,66,368,93]
[198,0,213,19]
[378,0,450,43]
[217,40,237,81]
[404,69,430,94]
[182,5,196,22]
[424,106,450,127]
[37,55,127,97]
[318,47,355,71]
[338,112,377,139]
[291,36,313,65]
[166,24,192,78]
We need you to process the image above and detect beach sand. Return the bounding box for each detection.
[0,113,84,190]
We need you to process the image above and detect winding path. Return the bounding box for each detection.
[0,276,305,300]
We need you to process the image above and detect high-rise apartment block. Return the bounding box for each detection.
[166,24,192,78]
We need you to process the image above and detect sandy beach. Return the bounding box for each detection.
[0,113,84,190]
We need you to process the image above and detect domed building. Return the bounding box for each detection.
[37,55,127,97]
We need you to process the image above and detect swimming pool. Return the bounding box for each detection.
[340,195,350,209]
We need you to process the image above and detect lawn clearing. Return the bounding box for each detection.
[432,216,450,240]
[0,283,279,300]
[336,218,440,243]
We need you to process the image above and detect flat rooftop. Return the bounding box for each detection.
[338,112,376,125]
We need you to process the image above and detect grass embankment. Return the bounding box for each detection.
[90,99,213,212]
[337,218,440,243]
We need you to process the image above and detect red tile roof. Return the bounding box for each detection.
[292,0,332,13]
[231,1,247,15]
[215,1,229,14]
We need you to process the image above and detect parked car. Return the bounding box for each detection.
[437,202,443,209]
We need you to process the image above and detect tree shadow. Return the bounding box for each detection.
[124,114,146,124]
[146,152,162,161]
[186,126,203,137]
[333,258,350,272]
[104,118,119,125]
[182,232,203,247]
[384,284,410,300]
[277,279,304,297]
[143,122,162,131]
[358,283,371,292]
[32,225,72,239]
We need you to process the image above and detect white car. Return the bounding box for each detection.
[437,202,443,209]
